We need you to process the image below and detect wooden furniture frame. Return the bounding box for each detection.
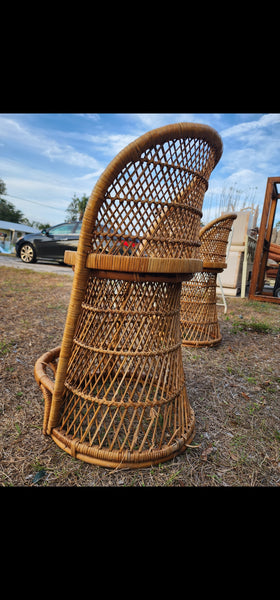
[181,213,237,347]
[249,177,280,304]
[34,122,222,468]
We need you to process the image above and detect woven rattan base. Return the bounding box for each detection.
[50,411,195,468]
[36,276,196,468]
[180,271,221,347]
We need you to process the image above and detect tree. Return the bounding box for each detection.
[30,221,51,231]
[65,194,89,222]
[0,179,25,223]
[0,178,7,197]
[0,178,50,229]
[0,197,25,223]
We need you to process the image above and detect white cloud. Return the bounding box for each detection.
[87,133,138,155]
[127,114,169,128]
[0,116,103,171]
[223,168,261,188]
[76,114,101,121]
[74,170,104,182]
[42,143,101,169]
[221,113,280,138]
[126,113,196,129]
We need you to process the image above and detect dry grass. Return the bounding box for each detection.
[1,265,280,486]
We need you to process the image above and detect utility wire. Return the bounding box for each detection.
[3,193,65,213]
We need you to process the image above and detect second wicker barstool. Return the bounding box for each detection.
[181,213,237,347]
[34,122,222,468]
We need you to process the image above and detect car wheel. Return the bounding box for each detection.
[274,287,280,298]
[20,243,37,263]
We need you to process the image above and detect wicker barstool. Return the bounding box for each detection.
[181,213,237,347]
[34,123,222,468]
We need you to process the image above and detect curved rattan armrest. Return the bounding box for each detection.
[64,250,202,275]
[34,347,60,434]
[34,347,60,391]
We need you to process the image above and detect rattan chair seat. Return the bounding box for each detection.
[64,250,202,277]
[201,261,227,271]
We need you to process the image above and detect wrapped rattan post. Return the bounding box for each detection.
[34,122,222,468]
[181,213,237,347]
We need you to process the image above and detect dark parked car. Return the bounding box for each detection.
[16,221,82,263]
[16,220,140,264]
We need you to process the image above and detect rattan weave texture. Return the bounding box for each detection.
[34,122,222,468]
[199,213,237,267]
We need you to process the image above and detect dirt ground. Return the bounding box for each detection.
[1,265,280,487]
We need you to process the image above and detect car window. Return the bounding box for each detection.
[48,224,75,235]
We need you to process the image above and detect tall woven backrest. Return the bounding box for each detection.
[181,213,237,347]
[199,213,238,267]
[35,122,222,468]
[89,129,220,261]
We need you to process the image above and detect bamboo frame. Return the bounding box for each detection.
[34,122,222,468]
[181,213,237,347]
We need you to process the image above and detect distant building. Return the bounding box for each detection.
[0,219,39,253]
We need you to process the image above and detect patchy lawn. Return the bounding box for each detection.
[1,266,280,486]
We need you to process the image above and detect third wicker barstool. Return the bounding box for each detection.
[34,122,222,468]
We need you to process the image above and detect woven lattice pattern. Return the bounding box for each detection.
[56,276,193,462]
[199,214,237,265]
[181,271,221,346]
[92,137,218,259]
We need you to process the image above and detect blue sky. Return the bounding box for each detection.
[1,112,280,226]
